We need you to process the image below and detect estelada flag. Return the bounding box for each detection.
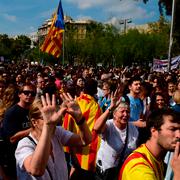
[40,0,64,58]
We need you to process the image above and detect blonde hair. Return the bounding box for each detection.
[0,85,19,122]
[29,99,42,122]
[113,101,129,114]
[173,90,180,104]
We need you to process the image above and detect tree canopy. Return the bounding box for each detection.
[1,10,179,66]
[140,0,180,51]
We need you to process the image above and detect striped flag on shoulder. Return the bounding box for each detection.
[40,0,64,58]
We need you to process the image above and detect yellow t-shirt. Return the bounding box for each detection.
[119,144,164,180]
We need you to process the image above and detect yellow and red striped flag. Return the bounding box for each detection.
[63,93,102,171]
[40,0,64,58]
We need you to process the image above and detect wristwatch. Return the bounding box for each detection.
[107,107,113,114]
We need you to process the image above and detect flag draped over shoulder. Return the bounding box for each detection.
[63,94,102,171]
[40,0,64,58]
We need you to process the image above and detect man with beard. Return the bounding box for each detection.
[118,109,180,180]
[1,83,36,179]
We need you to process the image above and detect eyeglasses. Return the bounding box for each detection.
[22,90,36,97]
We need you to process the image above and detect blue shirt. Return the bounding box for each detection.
[172,104,180,113]
[127,94,144,122]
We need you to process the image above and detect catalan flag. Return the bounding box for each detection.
[63,93,102,171]
[40,0,64,58]
[119,144,164,180]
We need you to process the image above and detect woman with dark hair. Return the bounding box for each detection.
[149,92,168,112]
[75,77,85,97]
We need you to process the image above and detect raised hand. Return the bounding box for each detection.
[60,93,83,122]
[40,94,66,125]
[171,141,180,180]
[116,82,125,98]
[109,90,121,111]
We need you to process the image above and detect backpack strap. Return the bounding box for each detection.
[26,136,37,146]
[117,124,129,169]
[124,94,144,109]
[26,136,53,180]
[123,95,130,105]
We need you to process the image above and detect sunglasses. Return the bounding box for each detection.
[22,90,36,97]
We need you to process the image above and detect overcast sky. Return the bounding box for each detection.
[0,0,163,36]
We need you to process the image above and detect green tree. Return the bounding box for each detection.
[137,0,180,53]
[10,35,31,61]
[0,34,12,58]
[0,14,177,67]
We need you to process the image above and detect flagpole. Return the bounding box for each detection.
[62,31,65,66]
[168,0,176,72]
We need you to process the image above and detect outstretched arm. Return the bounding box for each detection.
[94,91,120,134]
[132,119,146,128]
[10,128,31,143]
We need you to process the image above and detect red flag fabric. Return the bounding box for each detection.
[40,0,64,58]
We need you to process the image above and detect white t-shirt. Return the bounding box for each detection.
[15,126,73,180]
[96,119,138,171]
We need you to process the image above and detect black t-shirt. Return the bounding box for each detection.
[2,104,31,140]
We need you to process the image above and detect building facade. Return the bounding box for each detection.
[38,15,94,40]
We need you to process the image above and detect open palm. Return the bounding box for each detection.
[60,93,83,122]
[41,94,66,125]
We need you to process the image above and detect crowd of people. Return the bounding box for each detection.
[0,61,180,180]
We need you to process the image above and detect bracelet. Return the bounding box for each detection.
[76,116,86,126]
